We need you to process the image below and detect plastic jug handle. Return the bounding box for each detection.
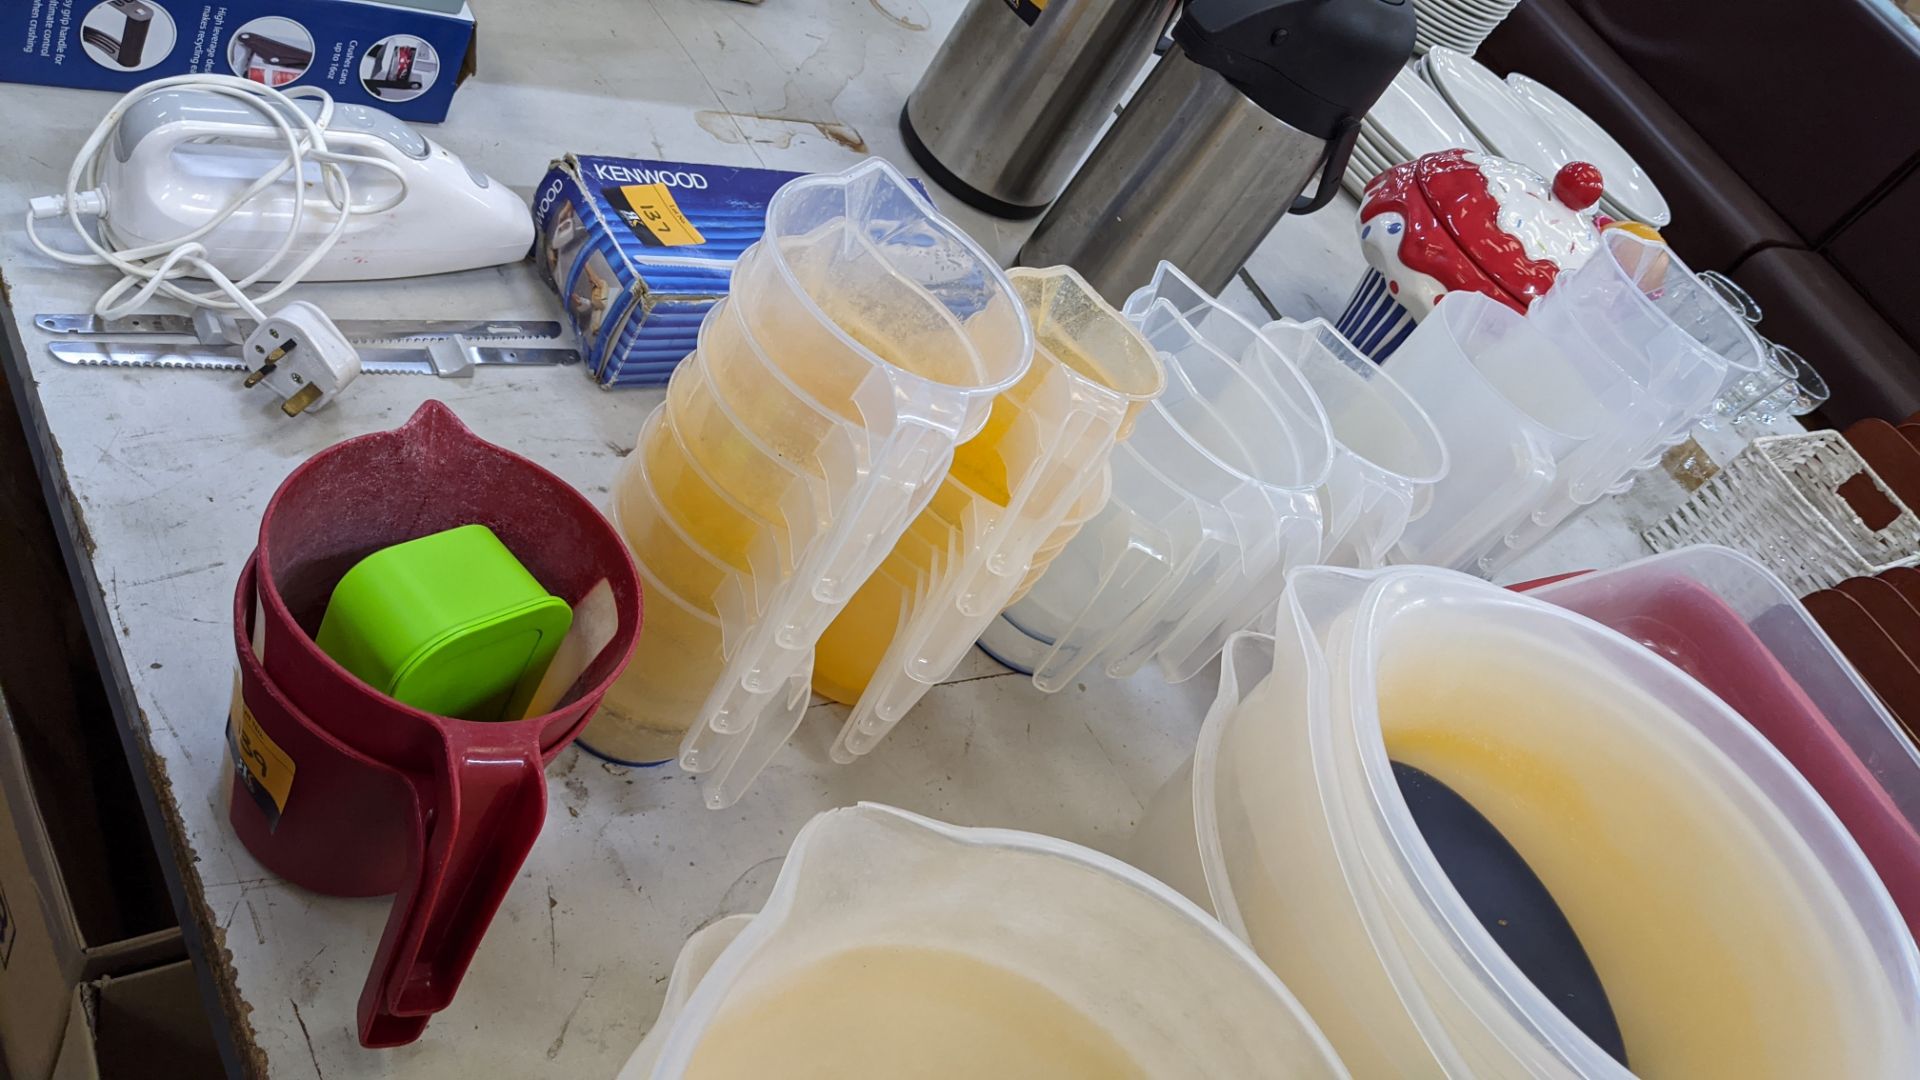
[808,418,953,608]
[1358,486,1418,570]
[957,406,1108,611]
[1034,526,1196,692]
[357,724,548,1047]
[681,665,812,810]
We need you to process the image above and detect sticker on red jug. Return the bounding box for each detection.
[227,674,295,830]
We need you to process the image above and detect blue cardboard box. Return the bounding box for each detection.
[533,156,807,389]
[533,155,933,389]
[4,1,476,122]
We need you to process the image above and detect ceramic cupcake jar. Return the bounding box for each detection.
[1336,149,1605,359]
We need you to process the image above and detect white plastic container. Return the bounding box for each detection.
[1524,545,1920,936]
[816,266,1165,762]
[1482,230,1764,571]
[980,436,1220,685]
[621,804,1348,1079]
[585,159,1034,806]
[1133,565,1920,1077]
[986,263,1332,689]
[1258,317,1449,568]
[1383,292,1605,571]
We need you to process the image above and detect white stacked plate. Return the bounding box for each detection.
[1421,46,1570,177]
[1418,48,1673,227]
[1504,73,1671,226]
[1343,64,1488,200]
[1411,0,1523,57]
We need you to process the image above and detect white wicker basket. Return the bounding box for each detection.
[1644,432,1920,595]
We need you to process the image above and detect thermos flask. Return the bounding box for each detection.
[1020,0,1414,300]
[902,0,1181,218]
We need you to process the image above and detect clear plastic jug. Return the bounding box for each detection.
[986,263,1332,690]
[1132,565,1920,1077]
[980,444,1216,685]
[1383,292,1606,572]
[1487,232,1763,570]
[583,159,1033,806]
[620,804,1348,1079]
[814,266,1165,762]
[1258,318,1449,568]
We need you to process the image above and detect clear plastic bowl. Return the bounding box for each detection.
[1133,565,1920,1077]
[622,804,1348,1079]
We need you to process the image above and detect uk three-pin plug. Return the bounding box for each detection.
[240,301,360,417]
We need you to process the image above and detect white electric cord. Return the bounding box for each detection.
[24,74,411,322]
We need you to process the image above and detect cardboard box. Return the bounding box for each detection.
[532,156,935,388]
[50,961,222,1080]
[533,156,809,388]
[2,1,477,122]
[0,700,182,1080]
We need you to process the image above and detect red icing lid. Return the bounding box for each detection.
[1362,149,1602,311]
[1361,158,1523,314]
[1553,162,1606,211]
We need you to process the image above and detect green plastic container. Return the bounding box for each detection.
[316,524,574,722]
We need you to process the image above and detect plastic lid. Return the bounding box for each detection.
[315,524,573,722]
[1175,0,1415,139]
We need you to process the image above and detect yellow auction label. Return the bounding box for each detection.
[1005,0,1047,24]
[228,675,295,825]
[618,183,706,247]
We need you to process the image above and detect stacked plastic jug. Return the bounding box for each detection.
[1257,317,1450,570]
[585,159,1033,807]
[811,265,1167,764]
[984,262,1446,690]
[1384,229,1769,576]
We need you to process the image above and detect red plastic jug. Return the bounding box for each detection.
[226,401,642,1047]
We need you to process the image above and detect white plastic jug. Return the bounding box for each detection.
[1485,231,1765,571]
[818,266,1165,762]
[986,263,1331,690]
[622,804,1348,1079]
[588,159,1034,805]
[1383,292,1606,572]
[1258,318,1448,568]
[1133,565,1920,1078]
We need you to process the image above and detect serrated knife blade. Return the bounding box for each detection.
[48,341,580,376]
[35,313,565,343]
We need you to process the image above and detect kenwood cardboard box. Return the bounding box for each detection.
[3,1,477,121]
[532,156,933,388]
[533,156,807,388]
[0,699,182,1080]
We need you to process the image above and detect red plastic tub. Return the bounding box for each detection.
[1523,549,1920,939]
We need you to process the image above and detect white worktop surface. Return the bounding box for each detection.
[0,1,1795,1075]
